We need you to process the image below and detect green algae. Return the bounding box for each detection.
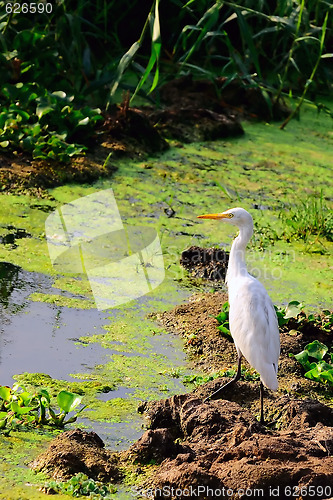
[0,430,70,500]
[29,292,95,309]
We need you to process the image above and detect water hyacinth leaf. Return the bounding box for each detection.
[216,311,228,323]
[305,360,333,382]
[0,386,11,401]
[294,350,311,370]
[38,389,51,403]
[284,300,303,319]
[36,102,54,119]
[304,340,328,361]
[319,370,333,384]
[57,390,82,413]
[218,325,233,341]
[18,391,33,406]
[0,417,7,429]
[52,90,67,99]
[78,117,90,126]
[10,402,35,415]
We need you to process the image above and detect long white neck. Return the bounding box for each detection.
[226,223,253,286]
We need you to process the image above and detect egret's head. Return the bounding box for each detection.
[197,207,253,228]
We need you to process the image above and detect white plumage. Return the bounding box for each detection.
[198,207,280,422]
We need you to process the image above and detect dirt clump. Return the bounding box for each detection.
[132,394,333,500]
[29,428,121,482]
[180,246,229,281]
[156,75,290,121]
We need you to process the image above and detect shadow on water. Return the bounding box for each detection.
[0,262,120,386]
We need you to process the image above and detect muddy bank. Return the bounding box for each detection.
[130,394,333,500]
[180,246,229,281]
[32,395,333,500]
[30,428,120,483]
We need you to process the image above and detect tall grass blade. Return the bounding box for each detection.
[131,0,161,101]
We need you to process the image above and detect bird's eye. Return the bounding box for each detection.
[228,213,234,218]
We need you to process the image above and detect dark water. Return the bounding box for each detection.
[0,262,118,385]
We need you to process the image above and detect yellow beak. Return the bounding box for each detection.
[197,213,229,220]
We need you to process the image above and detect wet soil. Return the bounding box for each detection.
[130,395,333,500]
[155,292,333,398]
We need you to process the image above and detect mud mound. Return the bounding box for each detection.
[157,75,290,122]
[148,107,244,143]
[132,394,333,500]
[180,246,229,281]
[29,428,120,482]
[103,105,169,154]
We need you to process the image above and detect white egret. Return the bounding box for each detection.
[197,207,280,424]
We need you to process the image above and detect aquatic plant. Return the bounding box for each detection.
[292,340,333,386]
[0,383,86,434]
[43,473,117,498]
[275,301,333,334]
[0,83,102,161]
[274,300,304,327]
[215,301,232,340]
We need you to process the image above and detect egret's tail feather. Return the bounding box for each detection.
[260,364,278,391]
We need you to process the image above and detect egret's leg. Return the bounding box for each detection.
[260,381,265,425]
[204,356,242,403]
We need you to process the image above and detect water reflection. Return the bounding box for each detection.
[0,262,115,386]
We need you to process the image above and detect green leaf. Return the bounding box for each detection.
[57,391,82,414]
[218,325,233,340]
[284,301,302,319]
[36,103,54,119]
[304,340,328,361]
[78,117,90,126]
[10,402,34,415]
[110,40,141,98]
[294,350,311,370]
[0,386,12,402]
[216,311,228,323]
[319,369,333,384]
[52,91,67,99]
[0,141,9,148]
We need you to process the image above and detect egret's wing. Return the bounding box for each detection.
[229,277,280,390]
